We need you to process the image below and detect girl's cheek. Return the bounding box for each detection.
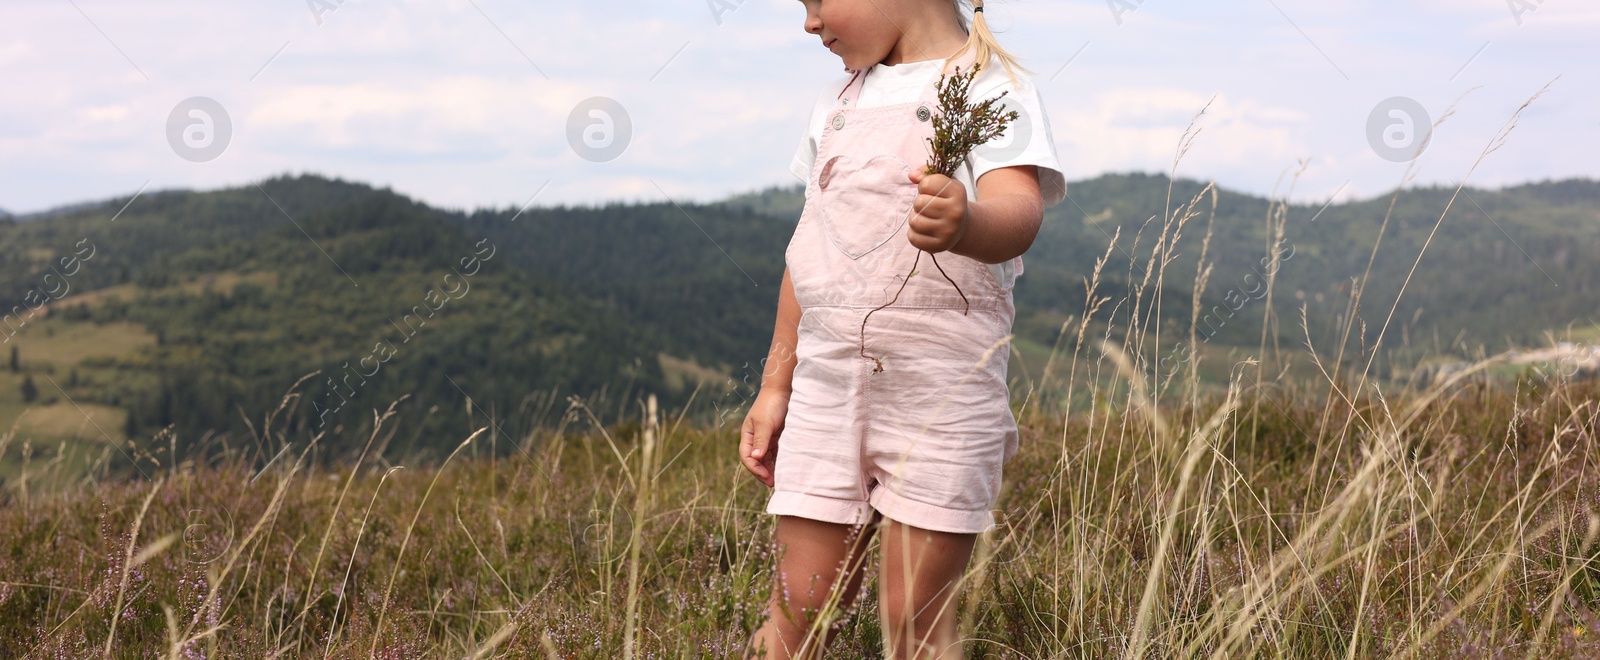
[820,7,851,37]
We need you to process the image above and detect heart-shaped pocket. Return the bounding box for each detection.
[815,154,915,260]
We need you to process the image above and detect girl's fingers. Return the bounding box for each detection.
[739,417,775,486]
[742,448,771,486]
[754,431,776,487]
[759,432,777,487]
[739,420,757,466]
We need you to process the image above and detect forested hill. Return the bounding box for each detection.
[1,173,1596,460]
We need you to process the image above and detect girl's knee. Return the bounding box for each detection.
[877,518,975,636]
[772,568,837,619]
[879,578,958,632]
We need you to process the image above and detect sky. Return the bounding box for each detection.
[1,0,1596,216]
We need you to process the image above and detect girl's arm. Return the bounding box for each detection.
[741,267,797,486]
[948,165,1045,265]
[760,267,802,393]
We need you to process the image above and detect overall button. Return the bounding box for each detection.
[831,114,845,130]
[916,106,931,122]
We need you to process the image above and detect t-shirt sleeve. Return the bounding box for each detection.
[790,77,853,185]
[966,75,1067,210]
[790,122,814,184]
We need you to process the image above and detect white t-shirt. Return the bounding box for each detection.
[790,56,1067,288]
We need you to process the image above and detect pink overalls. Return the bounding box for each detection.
[765,48,1020,535]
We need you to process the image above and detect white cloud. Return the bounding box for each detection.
[0,40,35,66]
[78,104,131,122]
[1051,88,1312,183]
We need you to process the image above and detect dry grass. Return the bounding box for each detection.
[0,365,1596,658]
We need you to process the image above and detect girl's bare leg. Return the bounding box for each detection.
[878,518,977,659]
[746,512,881,659]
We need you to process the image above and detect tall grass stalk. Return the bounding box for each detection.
[370,427,485,656]
[103,476,167,657]
[622,393,658,658]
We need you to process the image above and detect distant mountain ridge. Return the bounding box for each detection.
[1,172,1595,456]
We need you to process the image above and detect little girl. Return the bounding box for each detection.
[739,0,1065,656]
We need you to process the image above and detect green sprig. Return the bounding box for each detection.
[924,64,1020,177]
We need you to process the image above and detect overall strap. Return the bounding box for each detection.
[836,66,868,105]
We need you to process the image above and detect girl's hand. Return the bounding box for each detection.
[740,388,790,488]
[907,169,970,254]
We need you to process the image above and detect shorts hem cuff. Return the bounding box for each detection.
[868,486,994,535]
[766,491,874,527]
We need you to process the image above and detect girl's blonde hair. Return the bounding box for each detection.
[944,0,1030,89]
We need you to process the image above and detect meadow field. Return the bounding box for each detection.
[2,336,1598,658]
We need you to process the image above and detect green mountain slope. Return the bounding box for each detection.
[2,172,1595,462]
[1,175,669,458]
